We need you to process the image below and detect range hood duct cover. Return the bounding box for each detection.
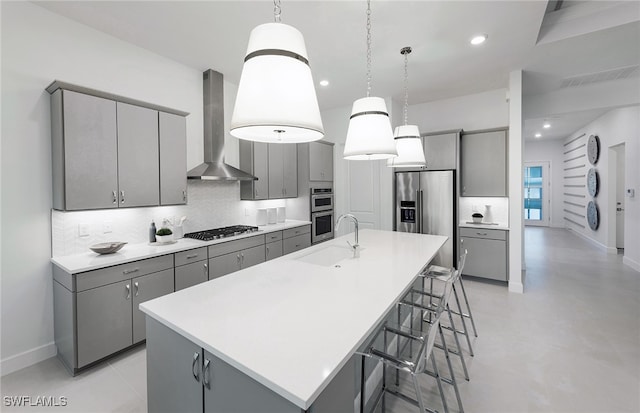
[187,69,257,181]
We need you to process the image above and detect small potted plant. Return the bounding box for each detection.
[155,227,173,243]
[472,213,483,224]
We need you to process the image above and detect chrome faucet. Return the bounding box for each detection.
[335,214,360,257]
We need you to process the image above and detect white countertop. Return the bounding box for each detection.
[51,220,311,274]
[459,221,510,231]
[140,229,446,409]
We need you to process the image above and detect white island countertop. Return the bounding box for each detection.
[51,220,311,274]
[140,229,446,410]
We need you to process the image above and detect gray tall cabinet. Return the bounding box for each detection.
[239,141,298,200]
[460,129,508,196]
[47,81,188,210]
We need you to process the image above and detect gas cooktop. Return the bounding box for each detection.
[184,225,259,241]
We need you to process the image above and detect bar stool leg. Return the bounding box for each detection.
[458,277,478,337]
[445,304,469,381]
[412,373,427,413]
[438,325,464,413]
[452,284,474,357]
[430,352,448,413]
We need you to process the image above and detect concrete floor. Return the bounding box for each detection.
[2,227,639,412]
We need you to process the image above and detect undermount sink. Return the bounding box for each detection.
[296,244,362,267]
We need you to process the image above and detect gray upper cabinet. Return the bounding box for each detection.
[423,132,459,170]
[159,112,187,205]
[309,141,333,181]
[52,90,119,210]
[48,81,188,211]
[268,144,298,199]
[460,129,508,196]
[116,102,160,207]
[240,141,269,200]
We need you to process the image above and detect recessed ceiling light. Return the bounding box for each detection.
[319,80,329,87]
[470,34,487,45]
[535,133,542,138]
[543,122,551,129]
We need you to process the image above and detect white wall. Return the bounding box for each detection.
[524,139,565,228]
[0,2,246,374]
[562,106,640,271]
[408,88,509,132]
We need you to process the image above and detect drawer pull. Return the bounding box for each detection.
[186,254,199,259]
[123,268,139,275]
[295,244,300,248]
[476,232,488,236]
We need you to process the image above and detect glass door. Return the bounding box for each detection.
[524,162,550,226]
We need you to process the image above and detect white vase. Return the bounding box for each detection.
[484,205,493,224]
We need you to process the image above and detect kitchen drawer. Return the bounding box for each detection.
[283,225,311,240]
[265,240,283,261]
[175,247,207,267]
[459,227,507,241]
[208,235,265,258]
[283,233,311,255]
[75,254,174,292]
[264,231,283,243]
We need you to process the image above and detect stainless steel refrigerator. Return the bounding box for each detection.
[395,171,457,268]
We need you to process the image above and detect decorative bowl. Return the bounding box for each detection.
[90,242,127,255]
[155,234,173,243]
[472,216,483,224]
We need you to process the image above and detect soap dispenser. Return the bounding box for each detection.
[149,220,157,243]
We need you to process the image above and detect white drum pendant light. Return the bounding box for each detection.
[230,0,324,143]
[343,0,397,160]
[388,47,426,168]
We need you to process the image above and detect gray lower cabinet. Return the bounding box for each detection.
[283,234,311,255]
[53,254,174,374]
[76,280,132,368]
[460,227,508,281]
[460,129,508,196]
[208,244,265,279]
[132,269,174,343]
[175,248,209,291]
[146,317,355,413]
[265,241,283,261]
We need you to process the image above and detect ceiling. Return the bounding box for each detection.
[34,1,640,141]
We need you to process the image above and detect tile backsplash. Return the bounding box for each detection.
[459,197,509,226]
[52,181,289,256]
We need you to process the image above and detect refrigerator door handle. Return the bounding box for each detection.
[417,190,423,234]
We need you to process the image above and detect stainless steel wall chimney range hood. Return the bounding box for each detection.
[187,69,257,181]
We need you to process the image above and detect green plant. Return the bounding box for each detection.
[156,228,173,236]
[472,213,483,218]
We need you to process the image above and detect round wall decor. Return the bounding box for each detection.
[587,201,599,231]
[587,168,599,197]
[587,134,600,165]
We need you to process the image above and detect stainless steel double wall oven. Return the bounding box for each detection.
[310,185,334,244]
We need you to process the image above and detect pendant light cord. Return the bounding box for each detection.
[366,0,372,97]
[402,48,410,125]
[274,0,282,23]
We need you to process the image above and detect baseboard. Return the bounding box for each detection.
[508,280,524,293]
[623,256,640,273]
[1,342,57,376]
[566,228,609,251]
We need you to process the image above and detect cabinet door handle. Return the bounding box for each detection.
[112,190,117,204]
[241,252,245,263]
[123,268,139,275]
[134,281,139,297]
[203,359,211,389]
[183,190,187,202]
[120,190,125,204]
[266,246,270,255]
[203,263,208,277]
[125,284,130,300]
[186,254,199,259]
[192,352,200,382]
[236,254,241,266]
[255,188,258,197]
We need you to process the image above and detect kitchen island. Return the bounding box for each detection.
[140,229,447,412]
